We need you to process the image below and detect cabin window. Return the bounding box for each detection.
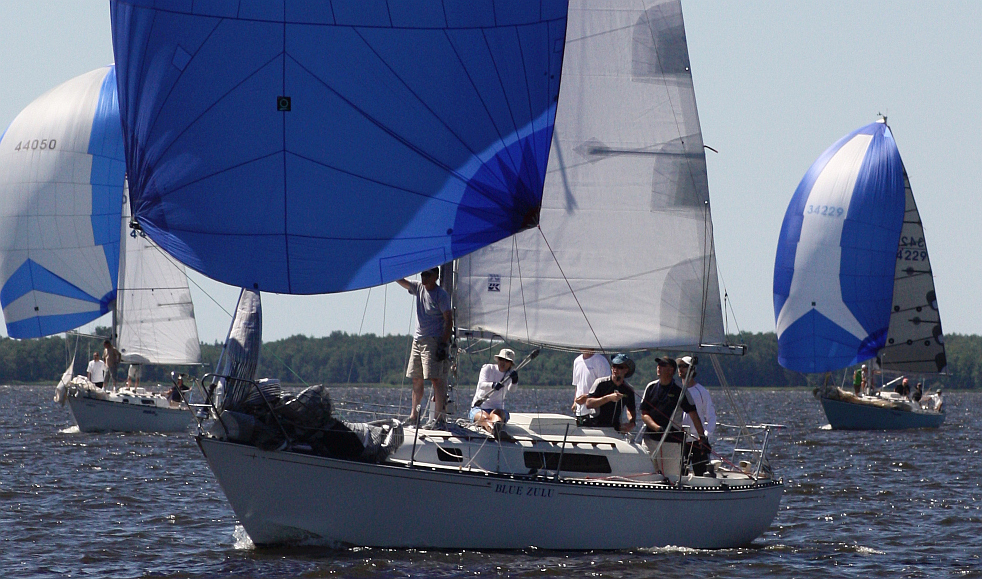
[523,452,611,473]
[437,447,463,463]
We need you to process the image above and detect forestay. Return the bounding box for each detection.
[455,0,725,351]
[773,120,907,373]
[0,66,125,338]
[115,191,201,365]
[110,0,569,294]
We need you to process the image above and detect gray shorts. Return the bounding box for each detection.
[406,336,448,381]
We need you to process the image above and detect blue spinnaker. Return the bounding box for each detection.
[111,1,568,294]
[0,66,125,338]
[773,120,905,373]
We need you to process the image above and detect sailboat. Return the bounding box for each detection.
[0,65,201,433]
[110,0,782,548]
[773,118,946,430]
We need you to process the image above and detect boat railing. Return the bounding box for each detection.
[186,374,414,444]
[713,422,784,480]
[187,373,294,443]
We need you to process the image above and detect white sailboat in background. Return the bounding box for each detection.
[0,65,201,433]
[63,192,202,433]
[111,0,782,548]
[774,118,946,430]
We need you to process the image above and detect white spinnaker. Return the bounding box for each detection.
[456,0,724,351]
[115,190,201,365]
[0,67,123,336]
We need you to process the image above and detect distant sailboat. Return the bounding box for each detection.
[113,0,782,549]
[0,66,201,433]
[773,118,945,429]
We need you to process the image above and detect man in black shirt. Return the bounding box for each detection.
[640,357,708,468]
[584,353,637,433]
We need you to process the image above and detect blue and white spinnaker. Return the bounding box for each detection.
[111,0,569,294]
[0,66,125,339]
[773,120,906,373]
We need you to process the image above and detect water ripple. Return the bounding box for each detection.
[1,385,980,578]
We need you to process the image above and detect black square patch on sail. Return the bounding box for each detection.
[277,96,291,111]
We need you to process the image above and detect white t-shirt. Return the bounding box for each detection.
[572,354,611,416]
[87,359,108,383]
[471,363,516,410]
[681,382,716,439]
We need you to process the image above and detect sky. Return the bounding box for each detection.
[0,1,979,344]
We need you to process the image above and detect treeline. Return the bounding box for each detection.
[2,330,978,389]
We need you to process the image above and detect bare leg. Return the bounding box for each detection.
[408,377,425,422]
[473,409,492,433]
[431,377,446,420]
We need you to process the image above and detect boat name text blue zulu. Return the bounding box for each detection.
[494,483,554,498]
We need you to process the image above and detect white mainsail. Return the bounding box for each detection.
[115,191,200,365]
[456,0,725,351]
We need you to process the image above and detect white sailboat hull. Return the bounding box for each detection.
[198,436,783,549]
[66,389,191,433]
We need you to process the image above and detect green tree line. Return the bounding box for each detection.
[1,330,976,389]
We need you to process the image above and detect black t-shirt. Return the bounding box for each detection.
[587,378,636,428]
[641,379,696,432]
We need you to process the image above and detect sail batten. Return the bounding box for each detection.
[456,0,726,351]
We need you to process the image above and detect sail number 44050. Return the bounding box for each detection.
[805,205,844,217]
[13,139,56,151]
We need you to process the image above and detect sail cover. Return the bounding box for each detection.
[774,120,906,373]
[0,66,125,338]
[115,189,201,365]
[878,168,946,373]
[110,0,568,294]
[455,0,726,351]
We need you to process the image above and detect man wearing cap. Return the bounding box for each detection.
[678,356,715,476]
[397,267,453,427]
[677,356,715,441]
[640,356,708,475]
[470,348,519,438]
[570,349,611,426]
[583,353,637,433]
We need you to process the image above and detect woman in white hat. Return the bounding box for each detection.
[470,348,519,438]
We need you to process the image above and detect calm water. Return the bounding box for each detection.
[1,384,979,578]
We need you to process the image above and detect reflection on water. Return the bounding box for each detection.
[1,384,979,578]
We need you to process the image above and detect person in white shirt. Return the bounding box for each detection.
[677,355,715,476]
[470,348,518,439]
[86,352,109,388]
[570,349,611,425]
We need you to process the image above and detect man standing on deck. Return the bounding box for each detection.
[571,348,611,426]
[86,352,108,389]
[397,267,453,429]
[640,357,708,475]
[583,353,636,433]
[103,340,121,389]
[677,356,715,476]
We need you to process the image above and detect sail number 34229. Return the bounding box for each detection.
[805,205,844,217]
